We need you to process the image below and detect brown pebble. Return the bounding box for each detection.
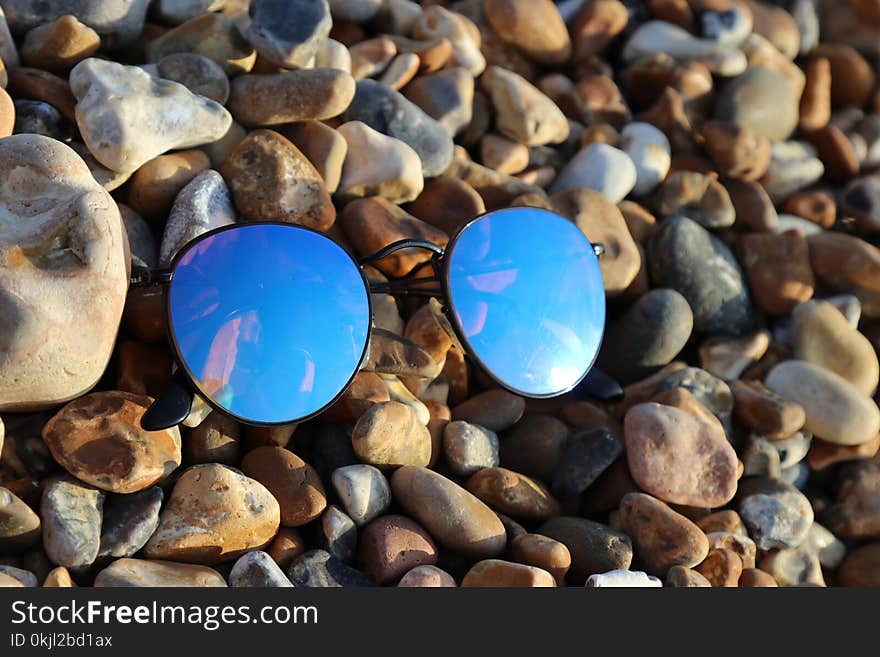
[462,559,556,587]
[128,150,210,222]
[21,15,100,72]
[807,434,880,470]
[509,533,571,584]
[730,379,806,439]
[808,232,880,292]
[739,568,779,587]
[665,565,711,587]
[278,121,347,195]
[0,86,13,137]
[7,67,77,121]
[696,547,743,587]
[725,178,777,232]
[803,124,859,183]
[406,176,486,236]
[397,565,456,587]
[358,514,437,584]
[452,389,525,432]
[465,467,561,520]
[837,543,880,587]
[811,44,875,109]
[799,57,831,131]
[783,190,836,228]
[351,401,432,469]
[240,446,326,527]
[739,230,815,316]
[696,510,748,536]
[267,528,306,571]
[43,567,75,587]
[701,120,771,181]
[570,0,629,62]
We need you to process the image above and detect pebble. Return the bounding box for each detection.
[648,215,754,336]
[442,421,500,477]
[739,230,815,317]
[228,68,354,127]
[655,170,735,229]
[20,15,100,72]
[0,487,40,553]
[550,142,636,202]
[500,415,568,482]
[379,52,420,90]
[586,569,662,588]
[336,121,423,203]
[451,389,525,433]
[3,1,149,48]
[41,391,181,493]
[412,6,484,76]
[842,175,880,234]
[128,149,211,222]
[397,565,456,587]
[94,558,226,587]
[706,531,757,570]
[390,466,506,559]
[364,331,435,379]
[41,477,104,568]
[70,58,231,173]
[98,487,163,558]
[624,402,739,507]
[821,461,880,541]
[0,88,13,137]
[837,543,880,587]
[330,464,391,527]
[623,20,746,76]
[245,0,331,68]
[508,533,570,584]
[570,0,628,61]
[288,549,376,587]
[281,121,347,194]
[807,232,880,293]
[267,528,306,571]
[596,289,693,383]
[620,121,671,196]
[482,65,569,147]
[241,447,326,528]
[403,66,474,138]
[342,79,454,177]
[699,331,770,382]
[160,169,236,266]
[462,559,556,587]
[480,133,529,175]
[793,300,879,396]
[351,401,431,469]
[12,98,66,138]
[184,411,239,465]
[358,514,437,584]
[0,565,37,587]
[812,43,875,109]
[147,13,256,76]
[328,0,382,23]
[765,360,880,446]
[156,52,230,105]
[619,492,709,576]
[229,550,292,587]
[144,464,280,564]
[552,428,623,501]
[221,129,335,231]
[737,477,814,550]
[465,467,559,520]
[715,67,798,141]
[538,517,632,584]
[349,36,397,80]
[316,505,357,562]
[730,380,806,440]
[43,567,75,587]
[154,1,226,25]
[666,565,712,588]
[0,135,128,412]
[696,547,743,587]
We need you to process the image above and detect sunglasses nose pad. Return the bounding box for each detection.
[141,376,193,431]
[427,297,466,355]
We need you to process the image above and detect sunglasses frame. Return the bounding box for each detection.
[131,207,611,430]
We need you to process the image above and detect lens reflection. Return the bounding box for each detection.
[168,224,370,424]
[445,207,605,397]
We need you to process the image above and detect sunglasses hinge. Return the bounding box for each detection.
[129,267,173,287]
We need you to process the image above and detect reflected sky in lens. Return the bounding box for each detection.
[446,207,605,397]
[168,224,370,424]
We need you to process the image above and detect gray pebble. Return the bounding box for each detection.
[538,516,632,584]
[13,99,68,140]
[157,52,230,104]
[737,478,814,551]
[316,505,357,562]
[245,0,332,68]
[552,428,623,501]
[41,477,104,568]
[443,421,499,477]
[229,550,293,587]
[98,487,163,559]
[330,464,391,527]
[0,564,38,587]
[288,549,376,587]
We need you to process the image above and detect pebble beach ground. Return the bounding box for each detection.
[1,0,880,588]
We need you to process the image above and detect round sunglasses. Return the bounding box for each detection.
[131,206,615,430]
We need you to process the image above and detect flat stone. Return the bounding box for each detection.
[466,467,560,520]
[391,466,506,559]
[330,464,391,527]
[20,15,100,72]
[288,549,376,587]
[765,360,880,446]
[229,550,292,587]
[98,486,163,558]
[157,52,230,104]
[352,401,431,469]
[144,464,280,564]
[245,0,331,68]
[336,121,423,203]
[550,142,635,202]
[443,421,499,477]
[358,514,437,584]
[699,331,770,382]
[0,487,40,553]
[45,391,179,493]
[619,492,709,576]
[597,289,692,383]
[342,79,454,177]
[451,389,524,433]
[221,129,335,231]
[41,476,104,568]
[349,36,397,80]
[793,300,879,396]
[552,428,623,500]
[147,13,256,76]
[228,68,355,127]
[538,517,632,584]
[648,215,754,336]
[737,477,814,550]
[94,558,226,587]
[241,447,326,528]
[624,402,738,507]
[0,135,128,412]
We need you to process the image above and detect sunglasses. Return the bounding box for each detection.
[130,206,620,430]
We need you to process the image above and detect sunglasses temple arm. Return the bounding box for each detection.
[130,268,173,287]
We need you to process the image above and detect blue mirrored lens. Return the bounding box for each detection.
[445,207,605,397]
[168,224,371,424]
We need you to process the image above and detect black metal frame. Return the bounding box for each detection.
[132,209,615,431]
